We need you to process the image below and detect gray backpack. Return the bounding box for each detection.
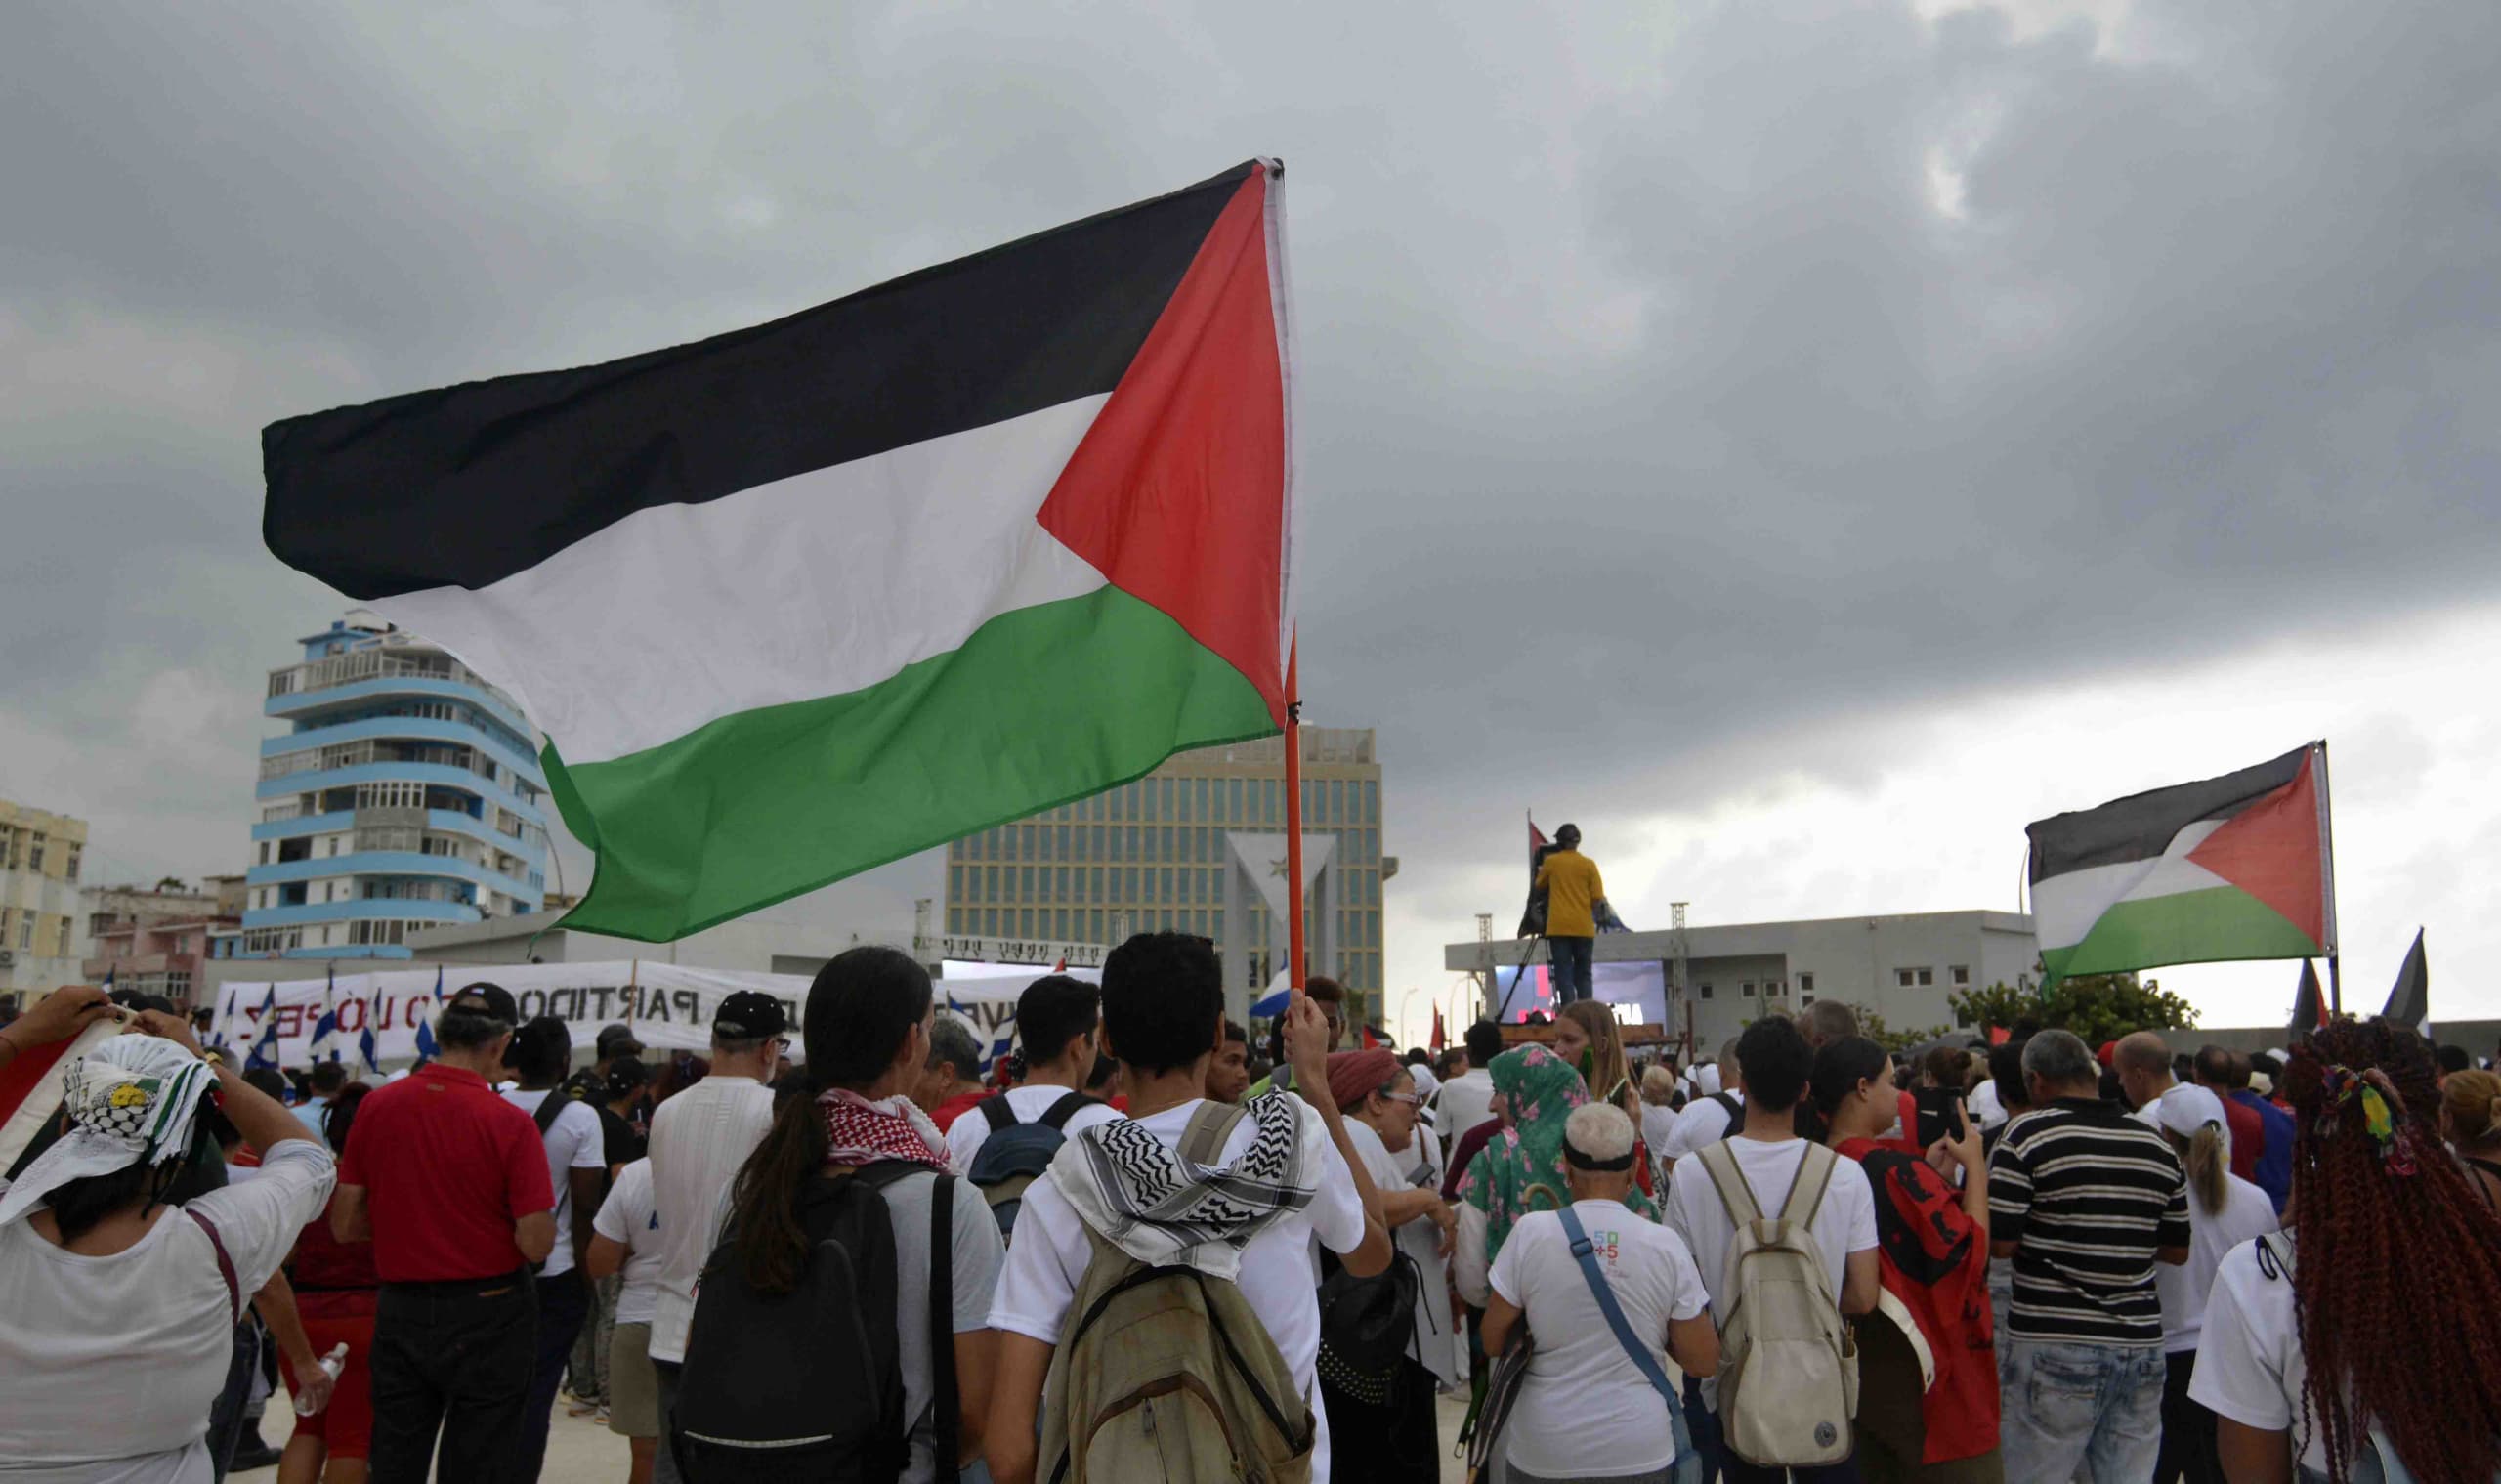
[1696,1140,1858,1468]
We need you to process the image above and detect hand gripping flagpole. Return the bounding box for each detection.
[1284,645,1306,1006]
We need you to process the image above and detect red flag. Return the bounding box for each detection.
[1429,1004,1447,1052]
[1987,1026,2011,1046]
[0,1016,123,1171]
[1051,956,1067,974]
[1361,1024,1383,1050]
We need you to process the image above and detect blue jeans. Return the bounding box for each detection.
[1549,936,1595,1005]
[1999,1338,2166,1484]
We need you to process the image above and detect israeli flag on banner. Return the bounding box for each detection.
[945,992,1015,1064]
[412,966,445,1060]
[307,968,343,1064]
[245,984,282,1071]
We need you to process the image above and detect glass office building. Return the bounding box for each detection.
[945,727,1390,1025]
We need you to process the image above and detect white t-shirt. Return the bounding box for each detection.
[988,1097,1371,1483]
[942,1083,1123,1175]
[646,1075,776,1362]
[503,1088,606,1278]
[1437,1069,1496,1152]
[2158,1173,2277,1353]
[1666,1135,1878,1318]
[1641,1101,1680,1156]
[1490,1201,1710,1477]
[591,1158,666,1326]
[1663,1091,1744,1160]
[0,1137,336,1482]
[2190,1235,2327,1474]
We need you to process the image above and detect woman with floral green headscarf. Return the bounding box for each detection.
[1454,1045,1661,1302]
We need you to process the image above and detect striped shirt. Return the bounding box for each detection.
[1988,1097,2189,1345]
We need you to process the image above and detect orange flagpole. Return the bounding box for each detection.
[1283,644,1306,1001]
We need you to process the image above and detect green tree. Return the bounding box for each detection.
[1846,1002,1953,1054]
[1947,972,2199,1048]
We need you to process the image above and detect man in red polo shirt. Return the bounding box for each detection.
[334,983,555,1484]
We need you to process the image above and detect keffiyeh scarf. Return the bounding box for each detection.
[819,1086,950,1170]
[1053,1090,1322,1280]
[0,1034,216,1230]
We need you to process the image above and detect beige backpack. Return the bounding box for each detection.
[1037,1102,1315,1483]
[1696,1139,1859,1468]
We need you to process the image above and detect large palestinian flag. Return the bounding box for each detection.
[264,161,1295,941]
[2025,742,2334,987]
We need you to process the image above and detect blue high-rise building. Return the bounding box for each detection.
[233,613,549,958]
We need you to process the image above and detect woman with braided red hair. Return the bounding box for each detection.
[2188,1018,2501,1484]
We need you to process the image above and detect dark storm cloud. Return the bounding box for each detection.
[4,1,2496,935]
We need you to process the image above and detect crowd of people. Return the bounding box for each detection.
[1,951,2497,1484]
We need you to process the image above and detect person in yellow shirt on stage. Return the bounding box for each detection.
[1531,824,1608,1006]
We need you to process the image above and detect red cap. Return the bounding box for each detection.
[2097,1039,2119,1069]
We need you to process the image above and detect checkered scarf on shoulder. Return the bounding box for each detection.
[1050,1089,1322,1280]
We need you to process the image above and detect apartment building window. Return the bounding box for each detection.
[1798,972,1815,995]
[259,842,271,866]
[1699,983,1714,999]
[1741,981,1756,997]
[27,834,44,872]
[1951,965,1971,986]
[18,917,31,950]
[63,847,78,882]
[1895,968,1916,988]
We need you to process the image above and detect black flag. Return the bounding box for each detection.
[2288,959,2326,1040]
[2380,929,2429,1033]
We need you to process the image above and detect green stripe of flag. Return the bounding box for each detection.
[543,585,1277,941]
[2037,884,2321,985]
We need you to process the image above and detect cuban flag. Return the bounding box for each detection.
[411,966,445,1060]
[244,984,282,1071]
[357,978,384,1076]
[307,968,344,1064]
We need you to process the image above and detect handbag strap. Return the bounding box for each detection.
[1556,1206,1678,1415]
[930,1174,959,1484]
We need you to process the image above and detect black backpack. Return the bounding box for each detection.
[669,1162,960,1484]
[967,1090,1098,1242]
[1317,1246,1422,1382]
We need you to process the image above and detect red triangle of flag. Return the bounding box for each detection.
[2185,751,2327,948]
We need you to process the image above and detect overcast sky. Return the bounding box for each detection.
[7,0,2496,1042]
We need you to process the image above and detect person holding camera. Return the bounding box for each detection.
[1813,1036,2001,1483]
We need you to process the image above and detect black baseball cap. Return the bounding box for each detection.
[713,991,789,1040]
[595,1023,644,1058]
[445,982,520,1025]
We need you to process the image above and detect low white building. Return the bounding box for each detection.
[1444,909,2039,1047]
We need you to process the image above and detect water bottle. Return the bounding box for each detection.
[293,1342,348,1416]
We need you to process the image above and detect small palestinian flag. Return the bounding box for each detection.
[264,162,1294,942]
[2026,742,2335,988]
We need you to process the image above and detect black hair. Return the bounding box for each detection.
[509,1016,572,1086]
[1015,975,1100,1070]
[1811,1037,1891,1119]
[2250,1050,2284,1081]
[2437,1043,2473,1076]
[325,1083,373,1158]
[435,1008,507,1051]
[1086,1052,1120,1093]
[2194,1044,2237,1086]
[310,1062,348,1095]
[1990,1039,2031,1110]
[1223,1019,1248,1045]
[1405,1047,1430,1065]
[604,1057,652,1102]
[1735,1015,1813,1112]
[1100,932,1221,1076]
[1465,1019,1505,1066]
[242,1068,287,1100]
[724,946,933,1294]
[47,1159,185,1243]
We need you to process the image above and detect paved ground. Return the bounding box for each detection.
[238,1386,1479,1481]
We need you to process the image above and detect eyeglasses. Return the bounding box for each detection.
[1379,1091,1423,1107]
